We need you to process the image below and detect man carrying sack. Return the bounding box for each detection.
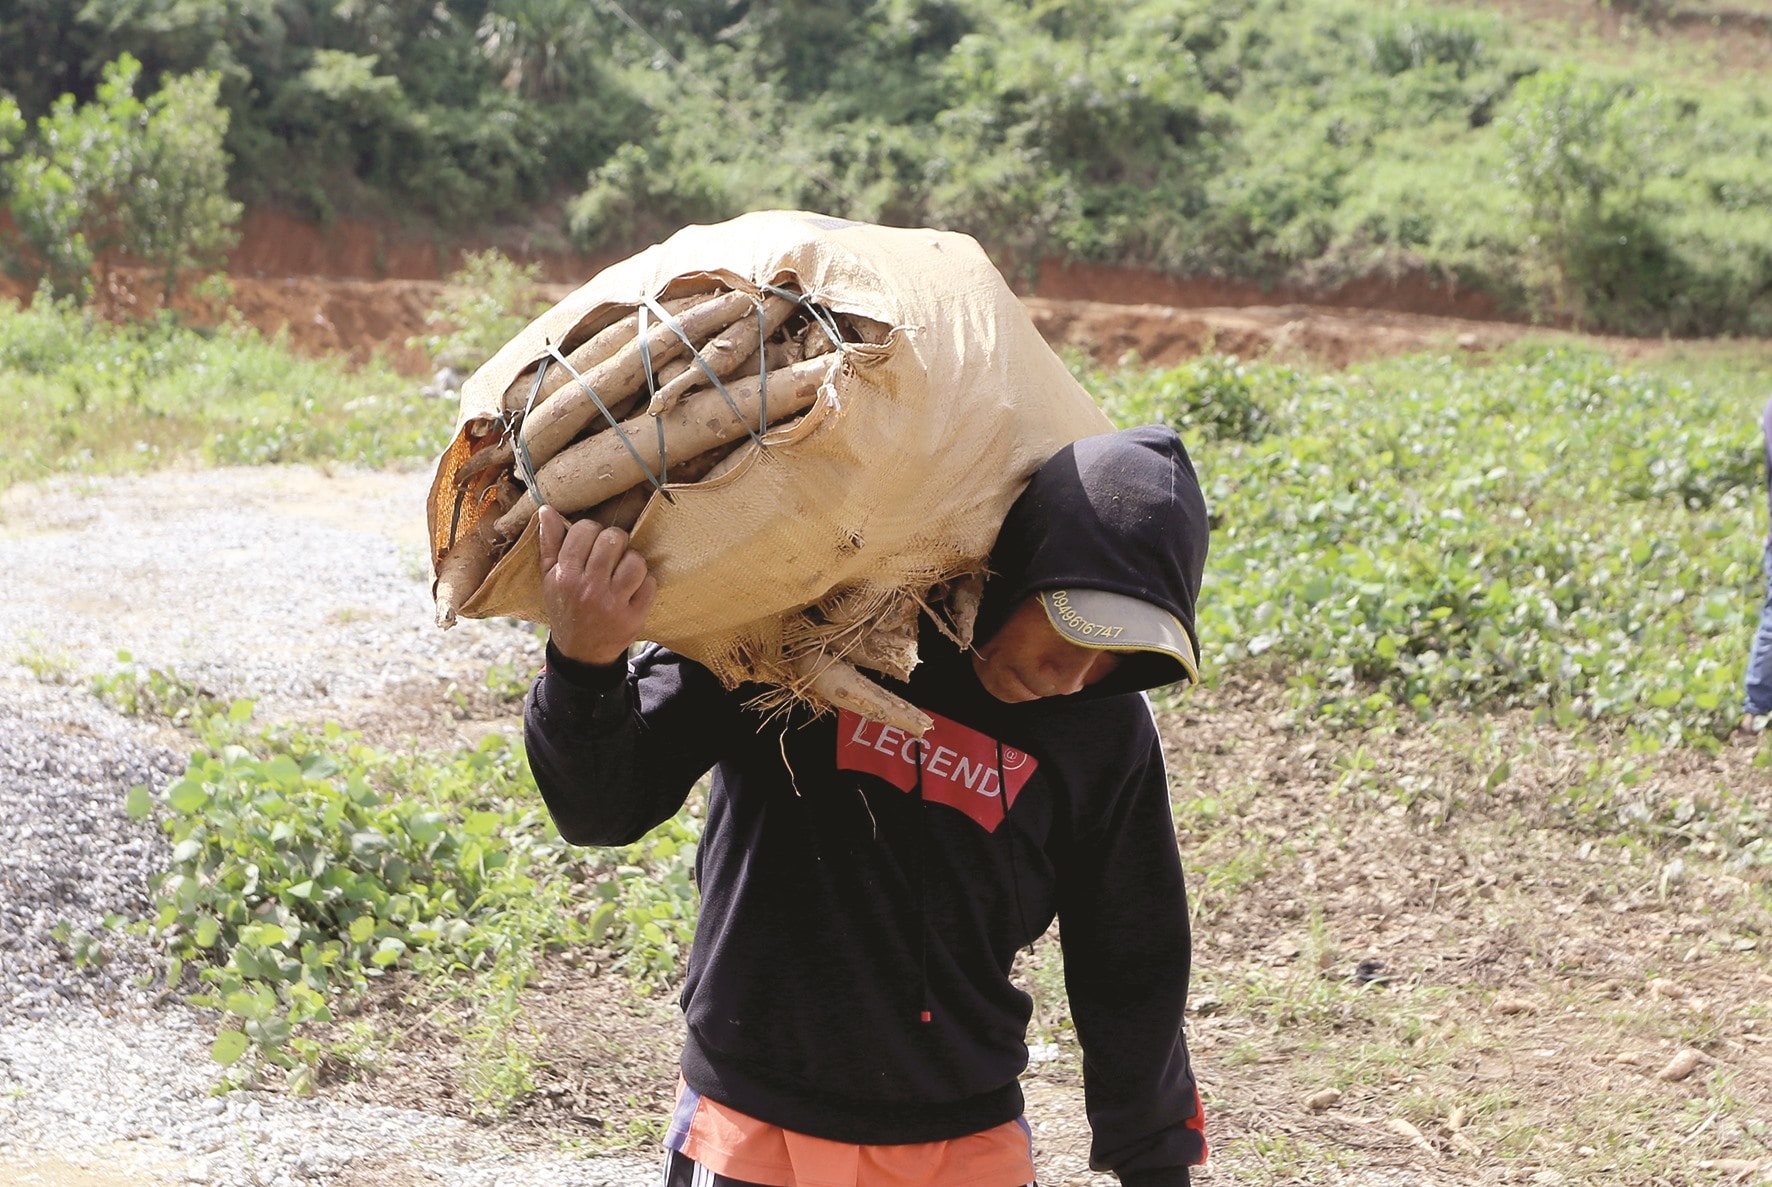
[524,424,1211,1187]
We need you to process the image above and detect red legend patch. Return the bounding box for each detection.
[836,708,1038,831]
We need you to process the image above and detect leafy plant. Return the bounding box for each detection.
[5,0,1772,333]
[51,917,123,969]
[91,651,226,725]
[2,54,240,303]
[1114,344,1772,739]
[410,249,551,374]
[565,140,741,256]
[127,704,701,1094]
[15,637,77,684]
[1086,352,1286,444]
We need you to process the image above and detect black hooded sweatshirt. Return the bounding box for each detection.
[525,425,1210,1186]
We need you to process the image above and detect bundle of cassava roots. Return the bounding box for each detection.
[425,212,1120,736]
[429,281,918,711]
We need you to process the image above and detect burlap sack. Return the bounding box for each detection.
[427,210,1112,727]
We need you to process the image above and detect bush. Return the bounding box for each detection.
[2,54,240,303]
[1499,67,1672,329]
[128,699,701,1092]
[1087,351,1287,444]
[411,249,552,374]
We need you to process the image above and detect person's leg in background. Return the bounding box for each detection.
[1742,544,1772,733]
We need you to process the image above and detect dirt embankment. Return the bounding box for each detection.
[5,208,1569,374]
[195,277,1534,376]
[224,208,1508,321]
[238,210,1550,373]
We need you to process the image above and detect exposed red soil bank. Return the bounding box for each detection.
[224,208,1506,323]
[1,210,1597,374]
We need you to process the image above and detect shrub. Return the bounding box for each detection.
[1088,351,1288,444]
[411,249,552,374]
[1499,67,1672,329]
[2,55,240,303]
[128,700,701,1092]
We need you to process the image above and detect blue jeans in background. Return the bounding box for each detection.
[1747,544,1772,717]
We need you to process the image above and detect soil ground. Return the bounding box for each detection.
[0,208,1594,377]
[312,674,1772,1187]
[24,260,1562,378]
[4,208,1770,1184]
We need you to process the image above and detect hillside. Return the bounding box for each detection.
[5,0,1772,339]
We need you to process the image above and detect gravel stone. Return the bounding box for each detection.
[0,465,657,1186]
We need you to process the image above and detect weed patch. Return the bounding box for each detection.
[104,666,701,1098]
[0,299,443,491]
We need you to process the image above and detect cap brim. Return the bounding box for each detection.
[1039,588,1199,684]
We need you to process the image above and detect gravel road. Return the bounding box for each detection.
[0,464,658,1187]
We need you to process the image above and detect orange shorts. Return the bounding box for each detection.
[664,1080,1036,1187]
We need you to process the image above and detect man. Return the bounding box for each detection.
[524,425,1210,1187]
[1742,394,1772,735]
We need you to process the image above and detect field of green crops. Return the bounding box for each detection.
[1089,343,1772,738]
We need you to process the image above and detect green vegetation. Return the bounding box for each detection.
[1,54,240,304]
[0,298,444,490]
[409,249,553,374]
[3,1,1771,332]
[35,293,1762,1098]
[1095,343,1772,738]
[110,677,699,1093]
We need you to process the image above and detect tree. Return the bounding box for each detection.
[0,95,23,283]
[2,53,242,303]
[476,0,607,101]
[128,69,245,302]
[926,2,1219,279]
[1500,67,1671,327]
[0,94,21,155]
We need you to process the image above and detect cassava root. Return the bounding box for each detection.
[458,290,757,489]
[434,479,522,627]
[518,289,756,465]
[498,292,715,414]
[789,652,933,737]
[493,354,834,539]
[644,293,799,415]
[582,442,741,533]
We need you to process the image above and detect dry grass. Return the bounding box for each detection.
[322,675,1772,1184]
[1160,681,1772,1185]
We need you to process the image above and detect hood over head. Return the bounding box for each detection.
[974,425,1209,699]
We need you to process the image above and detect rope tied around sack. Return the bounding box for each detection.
[507,285,847,514]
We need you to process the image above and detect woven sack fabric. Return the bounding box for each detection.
[426,210,1113,701]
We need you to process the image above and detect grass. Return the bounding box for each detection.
[0,298,447,492]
